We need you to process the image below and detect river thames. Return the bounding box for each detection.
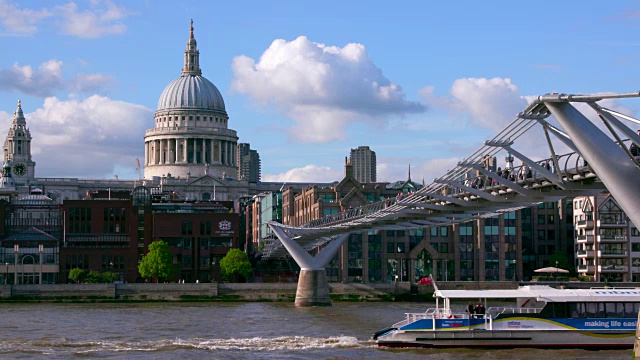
[0,302,630,359]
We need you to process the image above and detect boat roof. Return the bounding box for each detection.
[434,285,640,302]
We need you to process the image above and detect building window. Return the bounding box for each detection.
[440,243,448,253]
[200,221,212,235]
[397,243,405,253]
[547,230,555,240]
[181,220,193,235]
[387,242,394,253]
[537,230,545,239]
[440,227,448,237]
[538,215,545,224]
[68,207,92,233]
[430,227,438,237]
[368,235,382,282]
[548,215,555,224]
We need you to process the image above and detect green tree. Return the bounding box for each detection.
[101,271,118,283]
[219,249,252,282]
[68,268,85,283]
[85,270,101,284]
[138,240,176,282]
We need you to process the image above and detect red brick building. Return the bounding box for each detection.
[59,188,240,283]
[151,201,239,282]
[60,198,138,283]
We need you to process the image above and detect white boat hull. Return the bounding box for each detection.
[377,329,634,349]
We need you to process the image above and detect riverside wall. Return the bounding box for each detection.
[0,282,412,301]
[0,281,630,302]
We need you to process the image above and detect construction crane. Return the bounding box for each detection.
[136,158,142,180]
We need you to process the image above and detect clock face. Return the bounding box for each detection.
[13,163,26,176]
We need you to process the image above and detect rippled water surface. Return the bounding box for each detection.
[0,302,631,359]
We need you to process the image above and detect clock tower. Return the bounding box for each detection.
[3,100,35,184]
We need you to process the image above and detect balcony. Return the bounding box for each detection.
[599,217,627,227]
[599,265,628,272]
[599,235,628,243]
[577,265,595,273]
[576,235,594,244]
[598,250,628,258]
[576,220,594,228]
[577,250,594,258]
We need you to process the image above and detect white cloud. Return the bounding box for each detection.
[262,164,342,183]
[0,0,51,36]
[0,96,152,178]
[232,36,425,143]
[55,0,130,38]
[0,0,131,38]
[0,59,111,97]
[449,77,528,131]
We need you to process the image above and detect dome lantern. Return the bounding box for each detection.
[182,19,201,76]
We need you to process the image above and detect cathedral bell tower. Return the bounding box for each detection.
[3,100,35,183]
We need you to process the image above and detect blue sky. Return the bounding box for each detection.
[1,0,639,183]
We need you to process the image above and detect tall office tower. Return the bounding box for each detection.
[349,146,376,183]
[237,143,261,182]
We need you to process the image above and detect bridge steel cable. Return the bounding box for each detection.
[265,91,640,306]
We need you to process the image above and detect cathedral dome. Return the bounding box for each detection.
[157,75,226,112]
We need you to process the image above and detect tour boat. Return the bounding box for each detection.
[374,283,640,349]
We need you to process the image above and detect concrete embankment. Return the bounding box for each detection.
[0,282,417,302]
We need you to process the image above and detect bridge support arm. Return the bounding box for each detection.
[269,225,315,270]
[546,102,640,229]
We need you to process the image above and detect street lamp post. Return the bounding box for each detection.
[555,260,559,278]
[4,262,8,284]
[512,259,517,281]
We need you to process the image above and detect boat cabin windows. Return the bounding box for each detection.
[540,302,640,318]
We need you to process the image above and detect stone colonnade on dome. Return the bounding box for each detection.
[144,137,236,167]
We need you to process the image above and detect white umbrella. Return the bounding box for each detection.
[534,266,569,273]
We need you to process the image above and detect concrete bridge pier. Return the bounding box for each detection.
[269,225,349,306]
[296,269,331,306]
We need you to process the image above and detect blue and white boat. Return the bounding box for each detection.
[375,284,640,349]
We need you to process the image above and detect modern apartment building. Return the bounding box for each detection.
[237,143,261,183]
[574,193,640,282]
[349,146,376,183]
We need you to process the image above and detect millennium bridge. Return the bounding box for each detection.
[264,91,640,306]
